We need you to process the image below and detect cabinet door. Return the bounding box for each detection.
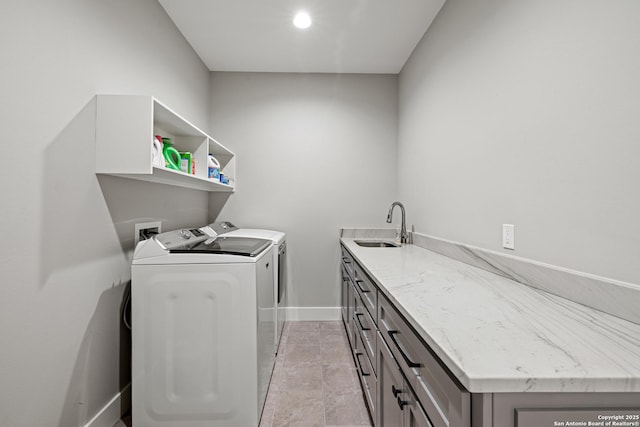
[377,332,404,427]
[404,387,433,427]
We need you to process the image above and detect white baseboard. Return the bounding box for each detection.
[84,383,130,427]
[284,307,341,321]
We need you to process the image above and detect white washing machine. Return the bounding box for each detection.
[131,227,276,427]
[207,222,287,351]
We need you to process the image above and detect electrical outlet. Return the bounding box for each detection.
[135,221,161,246]
[502,224,515,250]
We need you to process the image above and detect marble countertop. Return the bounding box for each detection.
[341,238,640,393]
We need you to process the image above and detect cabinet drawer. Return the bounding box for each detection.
[354,291,377,374]
[354,263,377,320]
[349,281,359,353]
[341,265,352,339]
[378,294,470,427]
[341,245,354,278]
[355,329,376,419]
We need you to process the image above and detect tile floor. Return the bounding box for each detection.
[115,321,372,427]
[260,321,372,427]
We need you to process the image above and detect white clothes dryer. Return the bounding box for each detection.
[207,222,287,351]
[131,227,275,427]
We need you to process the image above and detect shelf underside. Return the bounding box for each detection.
[98,167,234,192]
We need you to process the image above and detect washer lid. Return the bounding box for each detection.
[169,236,271,257]
[223,228,286,245]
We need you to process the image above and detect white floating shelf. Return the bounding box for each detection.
[95,94,235,192]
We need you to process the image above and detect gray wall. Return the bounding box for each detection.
[208,72,398,310]
[0,1,211,426]
[398,0,640,285]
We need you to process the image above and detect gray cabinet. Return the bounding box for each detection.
[355,297,377,373]
[377,331,405,426]
[341,245,354,278]
[353,272,379,420]
[340,246,356,346]
[354,262,377,318]
[342,244,379,421]
[377,331,433,427]
[340,264,352,340]
[487,393,640,426]
[341,242,640,427]
[405,388,432,427]
[378,294,470,427]
[355,329,377,417]
[341,242,470,427]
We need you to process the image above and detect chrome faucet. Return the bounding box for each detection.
[386,202,409,244]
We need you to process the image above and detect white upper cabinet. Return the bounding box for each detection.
[95,94,235,192]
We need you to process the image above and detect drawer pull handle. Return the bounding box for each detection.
[397,396,409,410]
[392,385,402,397]
[355,352,370,377]
[388,330,421,368]
[342,257,351,264]
[355,313,371,331]
[355,279,370,293]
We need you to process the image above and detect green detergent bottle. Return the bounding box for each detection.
[162,138,181,171]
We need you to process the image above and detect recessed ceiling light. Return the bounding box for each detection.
[293,11,311,29]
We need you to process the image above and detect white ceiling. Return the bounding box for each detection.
[157,0,446,74]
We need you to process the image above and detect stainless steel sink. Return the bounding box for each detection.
[354,240,400,248]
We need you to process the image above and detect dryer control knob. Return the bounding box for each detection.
[179,229,192,239]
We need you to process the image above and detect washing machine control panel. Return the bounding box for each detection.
[154,228,208,250]
[207,221,238,235]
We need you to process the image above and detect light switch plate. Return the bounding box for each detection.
[502,224,515,250]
